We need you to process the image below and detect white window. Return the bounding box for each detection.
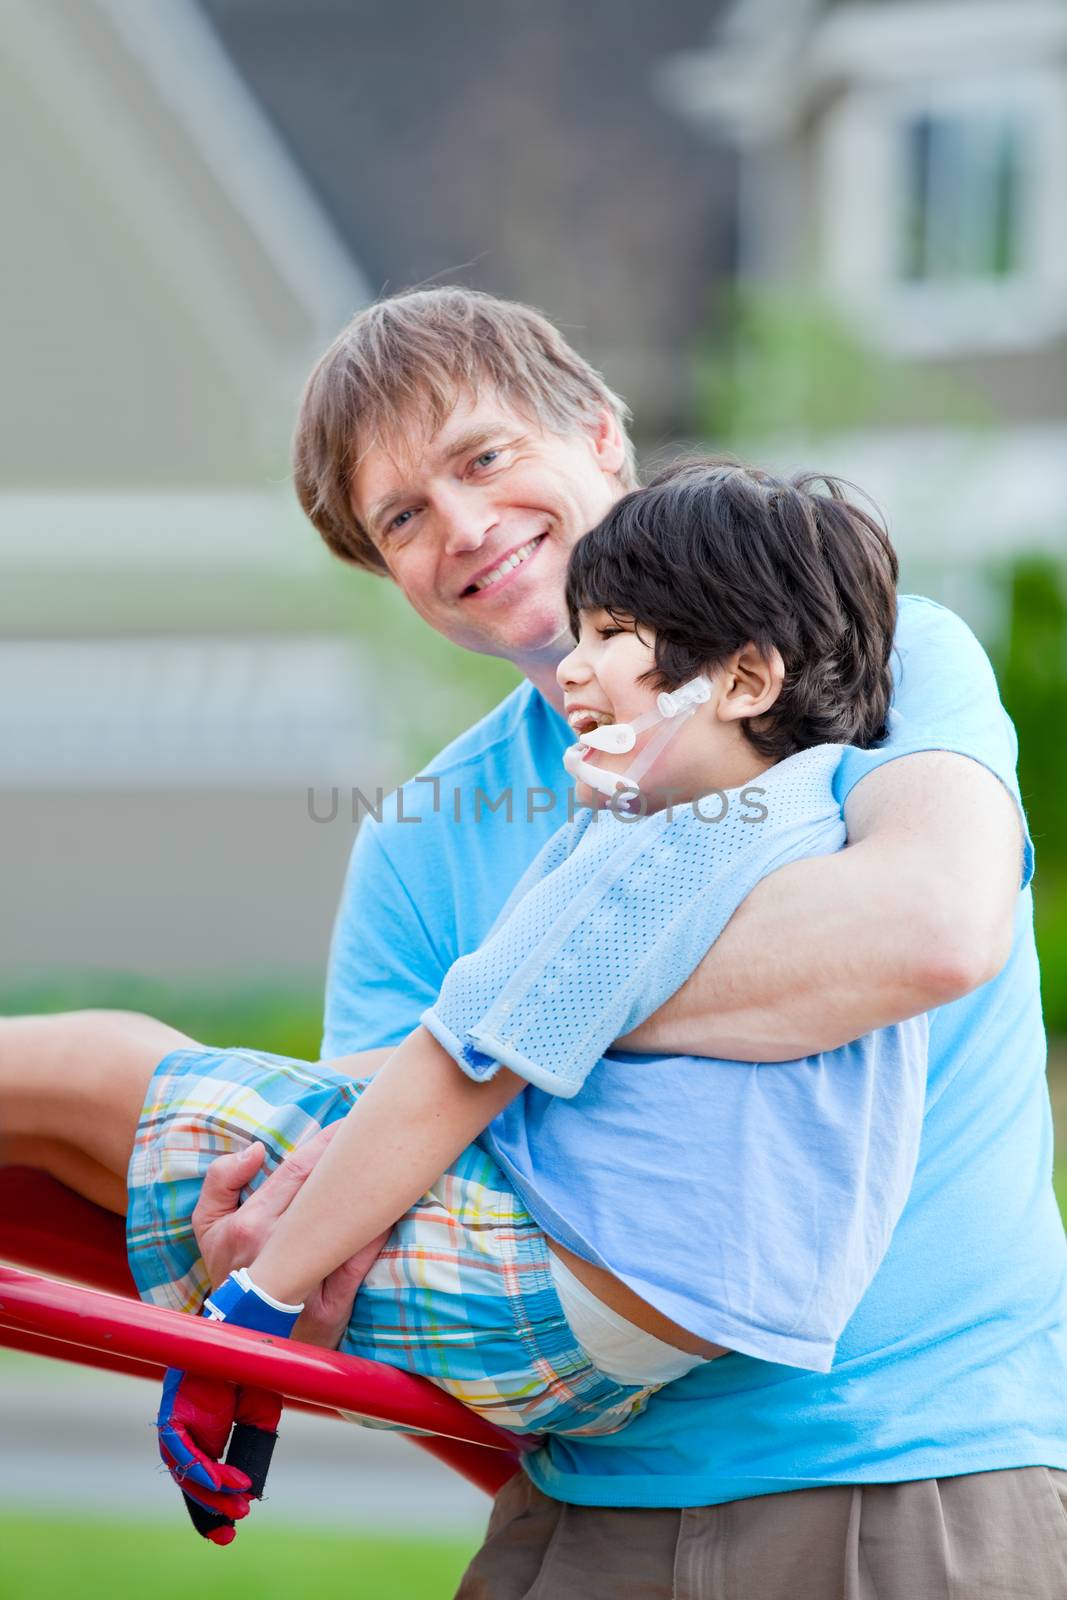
[898,107,1027,285]
[819,69,1067,355]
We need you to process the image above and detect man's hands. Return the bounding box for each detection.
[192,1126,388,1350]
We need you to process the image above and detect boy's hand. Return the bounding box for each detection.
[157,1370,277,1543]
[157,1271,301,1544]
[192,1130,384,1349]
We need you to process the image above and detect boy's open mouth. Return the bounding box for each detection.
[567,709,615,739]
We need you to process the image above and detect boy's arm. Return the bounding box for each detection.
[621,750,1023,1061]
[246,1028,523,1306]
[164,1031,519,1536]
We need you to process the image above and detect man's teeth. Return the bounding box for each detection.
[471,536,543,592]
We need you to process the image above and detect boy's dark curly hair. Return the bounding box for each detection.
[565,459,898,760]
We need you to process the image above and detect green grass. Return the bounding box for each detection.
[0,1517,476,1600]
[0,978,326,1061]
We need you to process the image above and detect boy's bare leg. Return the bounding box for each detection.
[0,1133,128,1213]
[0,1010,195,1213]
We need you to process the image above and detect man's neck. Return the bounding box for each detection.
[524,665,567,716]
[513,641,569,716]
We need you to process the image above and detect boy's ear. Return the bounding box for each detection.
[716,643,784,723]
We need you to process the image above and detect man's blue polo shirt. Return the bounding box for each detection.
[323,596,1067,1507]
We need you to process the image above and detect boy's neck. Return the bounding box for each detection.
[643,736,779,814]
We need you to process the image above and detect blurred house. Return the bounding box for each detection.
[5,0,1062,987]
[0,0,385,982]
[199,0,732,441]
[660,0,1067,630]
[0,0,731,989]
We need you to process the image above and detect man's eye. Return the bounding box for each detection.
[471,449,501,471]
[388,508,417,534]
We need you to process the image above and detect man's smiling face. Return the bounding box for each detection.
[350,392,627,680]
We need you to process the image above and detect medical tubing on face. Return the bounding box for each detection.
[620,703,696,788]
[566,674,712,802]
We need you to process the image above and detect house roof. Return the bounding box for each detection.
[196,0,735,434]
[0,0,369,490]
[0,0,376,605]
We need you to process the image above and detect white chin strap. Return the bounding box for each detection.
[563,675,712,806]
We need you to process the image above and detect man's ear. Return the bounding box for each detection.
[717,643,785,723]
[587,406,627,477]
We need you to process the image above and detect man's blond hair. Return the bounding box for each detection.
[293,287,638,574]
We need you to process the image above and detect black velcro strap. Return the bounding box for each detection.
[228,1422,278,1500]
[182,1424,279,1541]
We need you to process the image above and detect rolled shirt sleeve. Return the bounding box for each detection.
[835,596,1034,888]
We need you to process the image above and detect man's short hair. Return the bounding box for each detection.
[293,286,639,574]
[565,459,899,759]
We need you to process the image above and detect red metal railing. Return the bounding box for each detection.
[0,1166,525,1497]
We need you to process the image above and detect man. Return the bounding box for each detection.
[196,286,1067,1597]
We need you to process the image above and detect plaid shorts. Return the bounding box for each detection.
[127,1047,658,1437]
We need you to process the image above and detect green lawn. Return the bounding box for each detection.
[0,978,326,1062]
[1048,1041,1067,1221]
[0,1517,476,1600]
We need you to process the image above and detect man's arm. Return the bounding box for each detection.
[620,751,1023,1062]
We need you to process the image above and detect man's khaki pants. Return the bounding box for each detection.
[456,1467,1067,1599]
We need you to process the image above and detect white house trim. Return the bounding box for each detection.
[657,33,806,146]
[660,3,1067,137]
[810,3,1067,85]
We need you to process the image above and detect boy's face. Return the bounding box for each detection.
[348,391,626,675]
[556,611,691,808]
[557,610,760,810]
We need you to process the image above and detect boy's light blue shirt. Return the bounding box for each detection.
[420,744,929,1370]
[323,597,1067,1507]
[424,745,856,1100]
